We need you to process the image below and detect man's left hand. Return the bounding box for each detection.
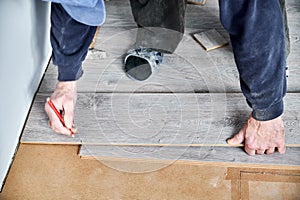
[227,115,286,155]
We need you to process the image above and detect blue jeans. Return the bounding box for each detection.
[50,1,287,121]
[50,3,97,81]
[219,0,286,121]
[130,0,287,121]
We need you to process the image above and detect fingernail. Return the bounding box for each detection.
[227,138,233,144]
[71,125,77,133]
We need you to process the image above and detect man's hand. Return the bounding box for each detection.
[45,81,77,136]
[227,115,286,155]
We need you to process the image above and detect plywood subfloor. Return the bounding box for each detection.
[0,144,299,200]
[0,144,233,200]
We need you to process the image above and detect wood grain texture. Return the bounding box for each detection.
[21,93,300,146]
[38,52,241,93]
[21,0,300,169]
[193,29,229,51]
[21,93,81,144]
[286,0,300,92]
[37,0,300,93]
[79,145,300,166]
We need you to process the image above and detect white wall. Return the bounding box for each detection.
[0,1,51,191]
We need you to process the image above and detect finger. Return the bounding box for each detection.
[70,125,77,133]
[266,147,275,155]
[277,145,286,154]
[244,144,255,156]
[45,101,63,126]
[62,102,75,129]
[227,127,246,145]
[256,149,265,155]
[45,101,73,136]
[51,123,73,136]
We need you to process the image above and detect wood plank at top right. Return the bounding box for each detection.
[193,29,229,51]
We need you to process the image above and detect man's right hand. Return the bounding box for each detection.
[44,81,77,136]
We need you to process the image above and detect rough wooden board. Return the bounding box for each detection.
[79,145,300,167]
[21,93,300,146]
[193,29,229,51]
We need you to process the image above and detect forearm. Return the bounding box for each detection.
[219,0,287,121]
[50,3,98,81]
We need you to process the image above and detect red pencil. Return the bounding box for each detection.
[47,98,74,137]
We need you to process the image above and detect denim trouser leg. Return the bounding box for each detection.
[280,0,290,57]
[219,0,287,121]
[50,3,97,81]
[129,0,187,53]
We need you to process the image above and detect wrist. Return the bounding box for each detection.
[252,100,283,121]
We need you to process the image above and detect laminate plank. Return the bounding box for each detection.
[21,93,81,144]
[21,93,300,146]
[286,1,300,92]
[38,52,241,93]
[37,0,300,93]
[193,29,229,51]
[102,0,136,27]
[38,21,299,94]
[79,145,300,167]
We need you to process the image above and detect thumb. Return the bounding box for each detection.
[227,126,246,145]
